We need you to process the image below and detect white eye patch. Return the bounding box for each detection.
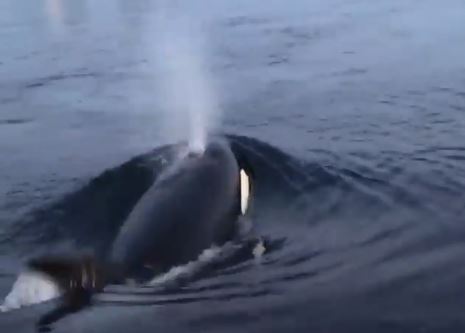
[240,169,251,215]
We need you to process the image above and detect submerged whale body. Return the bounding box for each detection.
[26,138,253,306]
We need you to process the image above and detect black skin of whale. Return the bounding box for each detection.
[28,139,250,328]
[110,138,241,279]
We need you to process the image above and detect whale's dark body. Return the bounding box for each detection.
[110,139,241,278]
[28,139,248,320]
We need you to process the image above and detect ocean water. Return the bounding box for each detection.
[1,0,465,332]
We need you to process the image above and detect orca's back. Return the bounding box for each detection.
[110,140,240,276]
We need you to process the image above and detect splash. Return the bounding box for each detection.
[146,238,264,288]
[149,7,220,153]
[148,242,247,287]
[148,245,223,286]
[0,271,61,313]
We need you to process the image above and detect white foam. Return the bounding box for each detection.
[0,271,62,313]
[147,241,257,287]
[148,246,224,286]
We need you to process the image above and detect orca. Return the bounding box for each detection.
[26,138,256,310]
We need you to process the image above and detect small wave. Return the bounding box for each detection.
[0,118,32,125]
[23,72,100,89]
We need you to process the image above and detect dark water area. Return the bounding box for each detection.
[1,0,465,332]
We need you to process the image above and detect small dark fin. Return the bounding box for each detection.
[36,291,91,332]
[27,255,118,331]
